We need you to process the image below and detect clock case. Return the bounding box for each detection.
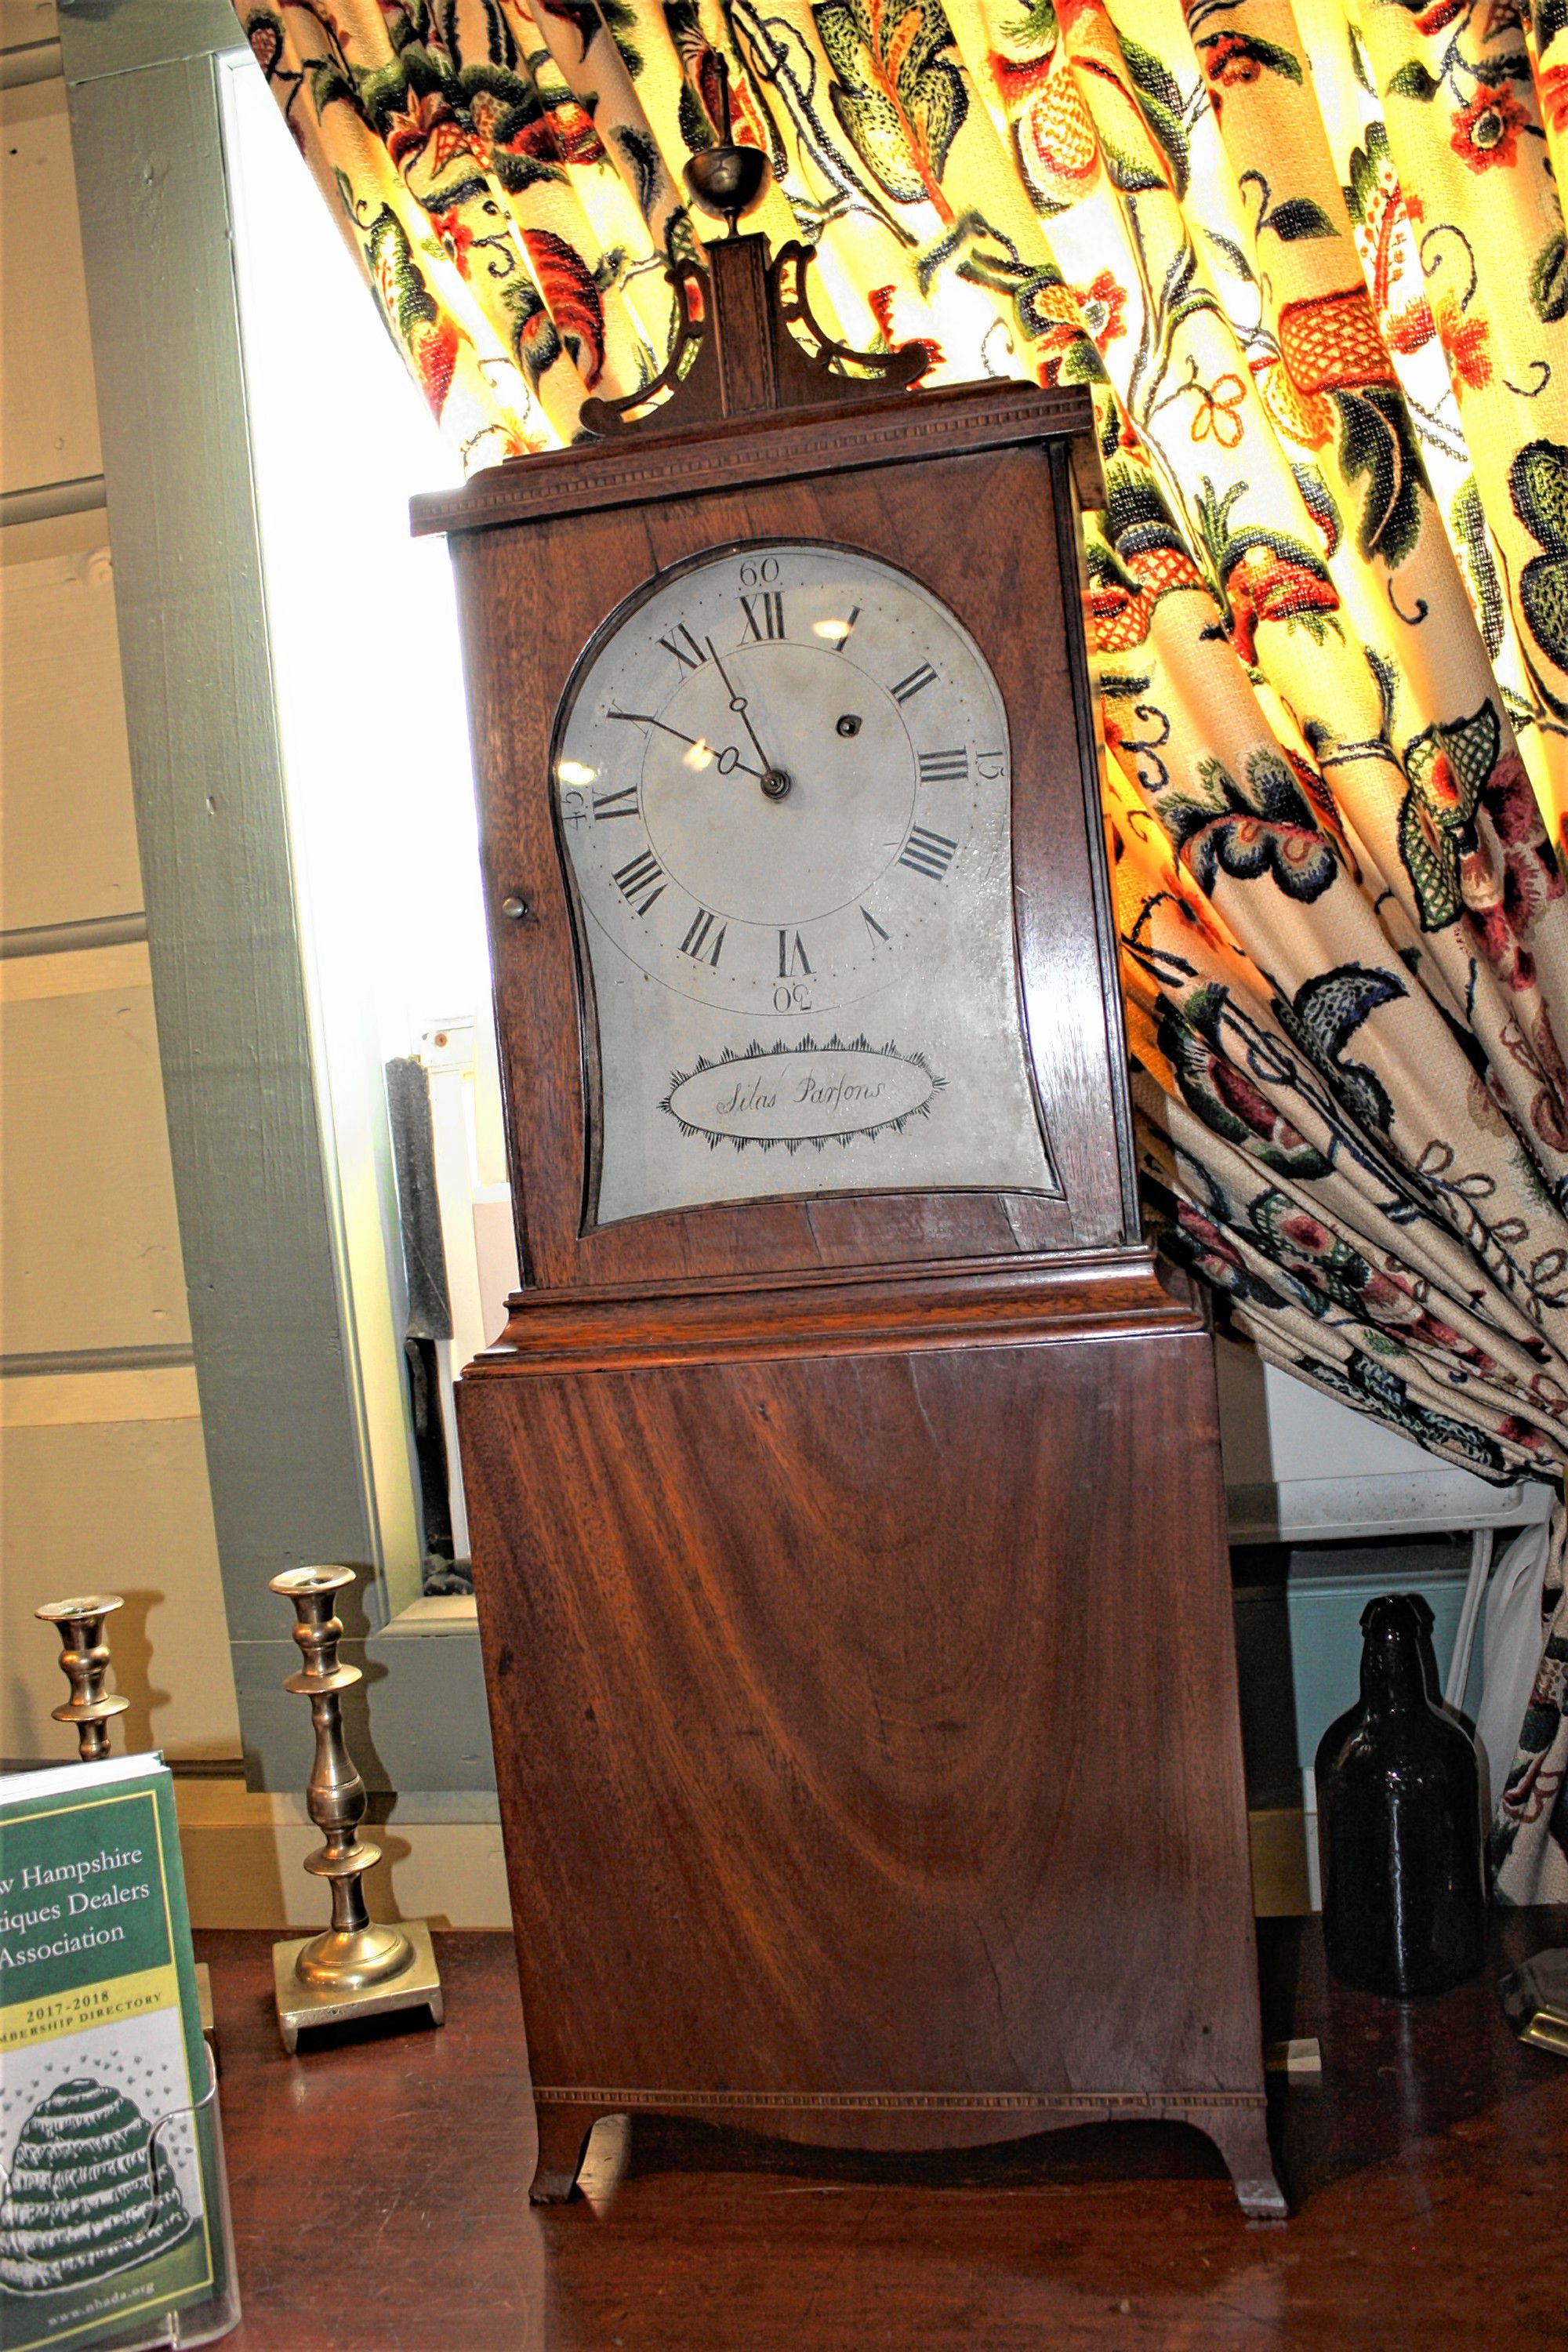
[412,251,1283,2220]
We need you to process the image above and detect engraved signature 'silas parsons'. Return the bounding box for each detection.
[662,1040,942,1153]
[716,1067,883,1116]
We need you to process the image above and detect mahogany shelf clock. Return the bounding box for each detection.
[412,127,1283,2221]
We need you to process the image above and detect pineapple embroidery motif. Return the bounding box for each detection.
[0,2078,195,2293]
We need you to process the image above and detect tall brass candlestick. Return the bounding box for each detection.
[269,1566,442,2050]
[34,1594,129,1760]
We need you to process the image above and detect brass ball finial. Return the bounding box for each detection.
[682,56,770,236]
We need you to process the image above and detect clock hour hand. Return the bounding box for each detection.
[607,707,762,781]
[703,640,792,800]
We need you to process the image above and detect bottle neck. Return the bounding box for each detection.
[1360,1621,1432,1720]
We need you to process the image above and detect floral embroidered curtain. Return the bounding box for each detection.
[238,0,1568,1898]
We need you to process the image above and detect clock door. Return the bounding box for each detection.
[425,396,1137,1288]
[553,539,1057,1229]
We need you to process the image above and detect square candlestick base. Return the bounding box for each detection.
[273,1918,445,2053]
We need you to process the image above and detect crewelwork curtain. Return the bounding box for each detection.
[239,0,1568,1897]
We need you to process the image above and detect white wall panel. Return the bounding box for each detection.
[0,3,58,49]
[0,75,100,493]
[1,510,143,928]
[1,981,192,1352]
[1,1414,240,1762]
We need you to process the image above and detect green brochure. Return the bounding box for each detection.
[0,1756,233,2351]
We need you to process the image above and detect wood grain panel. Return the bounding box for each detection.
[478,1250,1185,1370]
[0,983,191,1353]
[460,1314,1270,2194]
[0,78,101,495]
[412,381,1100,539]
[1,511,143,931]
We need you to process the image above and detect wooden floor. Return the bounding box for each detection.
[203,1912,1568,2350]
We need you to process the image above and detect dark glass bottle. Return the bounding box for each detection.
[1315,1593,1487,1998]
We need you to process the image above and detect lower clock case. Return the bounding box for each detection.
[458,1255,1284,2220]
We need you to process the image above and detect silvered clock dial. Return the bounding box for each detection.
[553,540,1056,1225]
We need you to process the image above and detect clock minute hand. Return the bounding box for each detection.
[607,707,763,781]
[703,640,792,801]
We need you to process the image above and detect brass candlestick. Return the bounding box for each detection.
[269,1565,442,2050]
[35,1590,218,2048]
[34,1594,129,1759]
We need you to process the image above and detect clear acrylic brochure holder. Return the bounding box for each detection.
[0,2045,241,2350]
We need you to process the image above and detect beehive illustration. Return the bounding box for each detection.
[0,2078,194,2292]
